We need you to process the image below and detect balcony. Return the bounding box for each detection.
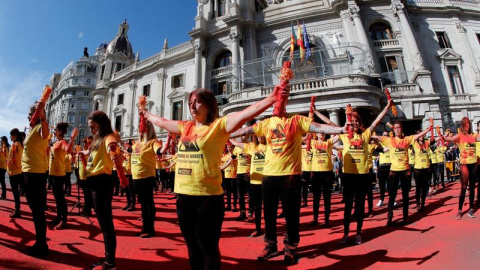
[372,39,401,51]
[386,83,422,98]
[449,93,473,104]
[407,0,480,9]
[212,66,234,78]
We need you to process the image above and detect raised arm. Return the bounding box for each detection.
[230,126,255,138]
[309,122,346,135]
[219,157,234,171]
[441,133,459,143]
[229,139,245,149]
[142,110,181,134]
[37,103,50,139]
[412,126,433,141]
[313,110,338,126]
[225,85,287,133]
[369,99,393,131]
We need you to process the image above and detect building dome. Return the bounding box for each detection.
[97,43,108,51]
[106,19,133,57]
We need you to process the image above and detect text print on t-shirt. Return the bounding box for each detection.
[270,124,287,154]
[177,137,203,176]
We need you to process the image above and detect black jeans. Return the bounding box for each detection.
[134,177,156,233]
[235,173,248,212]
[311,171,333,223]
[125,175,136,208]
[342,173,369,235]
[377,165,390,201]
[79,180,93,215]
[387,170,412,221]
[111,171,120,196]
[438,163,445,186]
[431,163,439,188]
[24,172,48,247]
[223,178,236,209]
[262,175,301,251]
[87,174,116,265]
[301,171,311,204]
[414,168,430,208]
[177,194,224,270]
[51,175,68,222]
[459,163,477,211]
[249,184,263,231]
[10,174,24,212]
[64,172,72,195]
[0,168,6,198]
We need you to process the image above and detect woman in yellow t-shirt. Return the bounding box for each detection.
[7,128,24,218]
[77,136,93,217]
[131,122,167,238]
[373,121,431,226]
[143,86,288,269]
[336,102,391,245]
[412,133,433,212]
[441,117,480,219]
[220,142,238,211]
[121,140,135,212]
[79,111,123,270]
[0,136,9,200]
[49,122,75,230]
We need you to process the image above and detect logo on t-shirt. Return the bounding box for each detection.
[254,151,265,160]
[179,139,200,152]
[271,124,286,139]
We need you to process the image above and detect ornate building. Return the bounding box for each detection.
[87,0,480,140]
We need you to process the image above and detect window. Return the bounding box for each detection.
[378,55,408,84]
[477,33,480,45]
[70,101,76,109]
[117,93,124,105]
[436,32,451,49]
[94,101,99,111]
[69,114,75,123]
[80,114,87,123]
[369,22,395,40]
[215,0,226,17]
[447,66,464,94]
[84,91,89,96]
[100,65,105,80]
[115,116,122,132]
[214,51,232,69]
[79,129,85,141]
[82,101,88,110]
[211,81,230,96]
[172,101,183,120]
[172,75,184,88]
[74,78,78,84]
[86,79,91,84]
[115,63,123,72]
[143,84,151,97]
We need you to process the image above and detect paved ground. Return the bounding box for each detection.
[0,177,479,270]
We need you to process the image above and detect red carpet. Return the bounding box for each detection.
[0,180,479,269]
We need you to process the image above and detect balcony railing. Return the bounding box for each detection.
[372,39,400,49]
[211,66,233,78]
[407,0,480,7]
[386,83,422,97]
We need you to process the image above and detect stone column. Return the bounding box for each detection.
[230,29,240,92]
[392,2,425,71]
[339,9,353,43]
[327,108,341,126]
[348,5,375,73]
[194,43,203,89]
[455,21,480,83]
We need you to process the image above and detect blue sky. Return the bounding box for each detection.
[0,0,197,135]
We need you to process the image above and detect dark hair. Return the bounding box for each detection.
[88,111,114,150]
[392,121,403,129]
[460,117,472,134]
[20,132,26,142]
[56,122,69,137]
[1,136,10,150]
[10,128,23,146]
[188,88,219,125]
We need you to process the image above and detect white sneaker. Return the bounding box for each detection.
[394,202,397,207]
[376,200,383,207]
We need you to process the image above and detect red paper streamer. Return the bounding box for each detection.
[435,126,445,146]
[385,87,398,117]
[273,61,294,117]
[345,104,353,139]
[138,95,147,135]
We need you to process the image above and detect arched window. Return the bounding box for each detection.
[213,51,232,69]
[369,22,395,40]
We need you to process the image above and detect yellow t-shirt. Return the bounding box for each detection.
[381,136,415,171]
[301,148,313,172]
[412,141,430,169]
[222,153,237,179]
[244,143,266,185]
[86,135,117,177]
[131,139,161,180]
[155,155,163,169]
[0,146,8,170]
[123,153,132,176]
[310,139,333,172]
[253,115,312,176]
[436,145,446,163]
[175,117,229,196]
[7,142,23,176]
[408,148,415,165]
[233,146,251,174]
[378,142,391,165]
[430,148,438,164]
[477,142,480,164]
[169,154,177,172]
[49,141,67,176]
[457,133,477,165]
[339,129,372,174]
[78,154,88,181]
[368,144,377,169]
[22,124,49,173]
[65,154,73,173]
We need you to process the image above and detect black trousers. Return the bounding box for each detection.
[249,183,263,231]
[51,175,68,222]
[414,168,430,207]
[87,174,116,265]
[377,165,390,201]
[0,168,6,198]
[459,163,477,211]
[311,171,333,223]
[234,173,248,212]
[262,175,301,251]
[24,172,48,247]
[111,171,120,196]
[125,175,136,207]
[134,177,156,233]
[301,171,311,204]
[223,178,236,209]
[10,173,24,212]
[79,180,93,215]
[342,173,369,235]
[431,163,439,187]
[177,194,224,270]
[438,163,445,186]
[387,170,412,221]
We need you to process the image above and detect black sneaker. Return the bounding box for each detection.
[456,211,462,220]
[9,211,21,218]
[92,262,116,270]
[284,251,298,266]
[467,209,475,218]
[121,205,130,211]
[26,244,49,258]
[308,220,318,227]
[257,247,278,261]
[91,258,106,268]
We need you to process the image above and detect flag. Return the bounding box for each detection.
[290,22,297,60]
[297,21,305,61]
[303,21,311,60]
